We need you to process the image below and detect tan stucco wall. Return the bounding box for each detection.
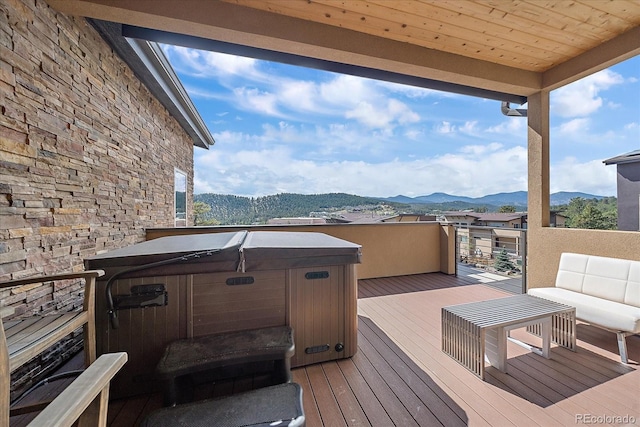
[146,222,452,279]
[527,227,640,288]
[440,224,456,274]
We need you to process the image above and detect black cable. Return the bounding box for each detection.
[11,370,85,406]
[105,249,222,329]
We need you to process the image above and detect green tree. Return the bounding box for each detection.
[571,204,615,230]
[474,206,488,213]
[560,197,617,230]
[498,205,516,213]
[494,248,516,272]
[193,201,211,225]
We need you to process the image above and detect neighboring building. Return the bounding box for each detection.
[440,212,527,262]
[267,217,332,225]
[380,214,437,222]
[437,212,480,227]
[267,213,437,225]
[550,211,567,228]
[439,212,527,228]
[441,210,566,263]
[604,150,640,231]
[471,212,527,228]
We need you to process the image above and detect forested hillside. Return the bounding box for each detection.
[193,192,618,229]
[194,193,401,225]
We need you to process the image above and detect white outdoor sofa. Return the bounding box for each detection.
[528,252,639,363]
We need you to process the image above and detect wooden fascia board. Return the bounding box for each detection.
[47,0,540,99]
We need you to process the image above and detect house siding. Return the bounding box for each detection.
[0,0,194,397]
[616,162,640,231]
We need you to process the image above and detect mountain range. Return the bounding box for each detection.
[380,191,605,207]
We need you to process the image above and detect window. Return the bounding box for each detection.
[174,169,187,227]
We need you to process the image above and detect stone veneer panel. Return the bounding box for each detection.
[0,0,197,397]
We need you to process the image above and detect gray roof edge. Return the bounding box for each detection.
[603,149,640,165]
[89,19,214,149]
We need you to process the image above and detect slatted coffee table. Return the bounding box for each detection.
[442,294,576,379]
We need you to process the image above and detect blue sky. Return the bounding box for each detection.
[162,45,639,199]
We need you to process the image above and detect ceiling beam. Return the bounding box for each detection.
[543,26,640,91]
[46,0,539,100]
[121,25,527,104]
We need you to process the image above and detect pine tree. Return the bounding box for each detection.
[494,248,516,272]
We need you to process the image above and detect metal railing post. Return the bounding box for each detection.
[454,226,458,276]
[521,229,527,293]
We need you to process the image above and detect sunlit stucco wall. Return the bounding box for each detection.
[146,222,453,280]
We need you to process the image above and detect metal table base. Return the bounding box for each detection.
[442,294,576,379]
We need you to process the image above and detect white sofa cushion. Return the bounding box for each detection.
[556,253,640,307]
[529,287,640,334]
[555,253,589,293]
[626,262,640,307]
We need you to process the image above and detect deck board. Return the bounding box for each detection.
[305,363,346,426]
[348,340,420,427]
[335,357,394,427]
[10,271,638,426]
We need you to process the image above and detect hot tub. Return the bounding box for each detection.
[85,231,361,398]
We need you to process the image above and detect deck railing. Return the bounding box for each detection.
[454,225,527,293]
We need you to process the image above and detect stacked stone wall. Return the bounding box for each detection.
[0,0,196,397]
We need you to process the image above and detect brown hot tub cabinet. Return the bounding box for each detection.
[85,231,361,398]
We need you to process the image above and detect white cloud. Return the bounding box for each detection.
[194,137,530,198]
[434,120,481,135]
[345,99,419,129]
[232,87,286,118]
[319,75,375,107]
[551,158,616,196]
[162,45,264,81]
[165,47,421,129]
[557,118,590,135]
[194,126,619,198]
[459,143,503,155]
[403,129,423,140]
[486,117,525,134]
[459,121,479,135]
[436,121,454,134]
[551,69,624,118]
[277,80,320,112]
[389,99,420,124]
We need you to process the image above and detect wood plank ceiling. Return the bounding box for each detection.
[223,0,640,73]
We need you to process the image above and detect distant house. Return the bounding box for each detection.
[439,212,527,228]
[380,214,437,222]
[438,212,525,261]
[604,150,640,231]
[440,210,566,262]
[267,212,436,225]
[437,212,481,227]
[550,211,567,228]
[267,217,336,225]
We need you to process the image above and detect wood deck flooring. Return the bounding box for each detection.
[10,271,639,426]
